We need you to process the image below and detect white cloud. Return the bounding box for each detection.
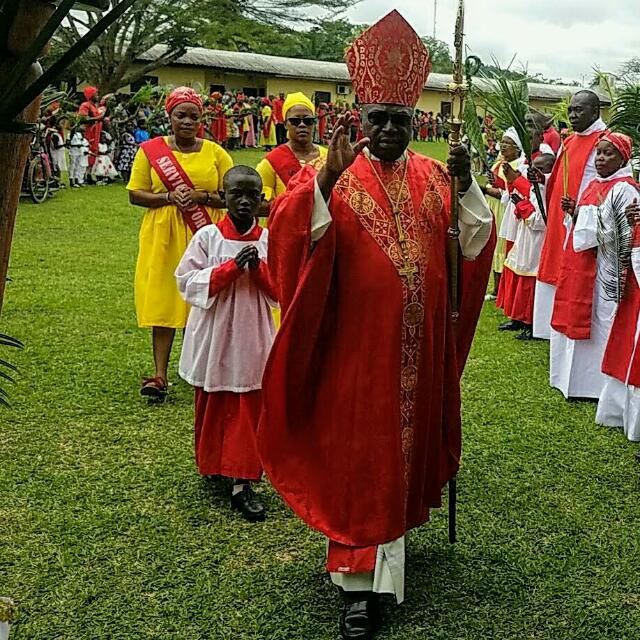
[346,0,640,83]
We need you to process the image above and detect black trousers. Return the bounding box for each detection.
[275,123,287,146]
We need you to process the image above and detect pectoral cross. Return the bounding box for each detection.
[399,259,418,289]
[394,211,418,289]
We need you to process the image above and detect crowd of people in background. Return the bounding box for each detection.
[38,86,385,192]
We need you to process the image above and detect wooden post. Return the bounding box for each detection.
[0,1,54,314]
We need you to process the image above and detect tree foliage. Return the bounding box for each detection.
[48,0,357,92]
[421,37,454,74]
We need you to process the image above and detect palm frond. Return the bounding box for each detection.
[477,60,532,160]
[598,188,636,302]
[0,332,23,408]
[463,95,489,173]
[608,83,640,161]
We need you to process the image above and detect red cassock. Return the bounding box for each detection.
[78,100,102,167]
[258,153,494,547]
[537,129,606,286]
[602,231,640,386]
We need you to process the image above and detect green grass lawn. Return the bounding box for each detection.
[1,144,640,639]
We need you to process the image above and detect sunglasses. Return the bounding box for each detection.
[366,111,413,127]
[287,116,317,127]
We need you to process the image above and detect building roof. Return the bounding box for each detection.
[139,45,611,105]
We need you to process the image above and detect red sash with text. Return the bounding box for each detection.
[141,137,213,233]
[551,176,636,340]
[266,145,302,187]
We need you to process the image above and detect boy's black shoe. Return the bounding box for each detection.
[339,591,381,640]
[516,326,534,340]
[231,485,266,522]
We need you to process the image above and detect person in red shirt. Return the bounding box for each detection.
[273,92,286,146]
[78,86,105,169]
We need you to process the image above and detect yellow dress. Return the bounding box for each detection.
[256,145,328,201]
[487,158,520,274]
[260,106,277,147]
[127,138,233,329]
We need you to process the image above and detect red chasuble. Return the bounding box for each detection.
[538,129,606,286]
[552,176,636,340]
[258,152,494,547]
[265,145,302,187]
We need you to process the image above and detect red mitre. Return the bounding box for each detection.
[345,10,431,108]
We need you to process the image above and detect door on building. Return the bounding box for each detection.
[440,101,452,119]
[314,91,331,106]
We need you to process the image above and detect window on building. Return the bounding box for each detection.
[210,84,225,95]
[440,101,452,119]
[242,87,260,97]
[314,91,331,106]
[130,75,158,92]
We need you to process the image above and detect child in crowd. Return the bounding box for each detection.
[92,131,119,184]
[134,119,150,144]
[175,166,278,522]
[68,125,89,188]
[49,120,67,187]
[116,131,137,183]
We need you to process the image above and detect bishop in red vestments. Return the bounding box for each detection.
[533,90,607,339]
[258,11,495,640]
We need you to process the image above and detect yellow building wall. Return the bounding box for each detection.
[416,90,450,114]
[266,77,356,105]
[151,66,207,90]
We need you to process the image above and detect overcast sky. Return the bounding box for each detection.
[345,1,640,84]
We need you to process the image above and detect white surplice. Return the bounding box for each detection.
[175,221,276,393]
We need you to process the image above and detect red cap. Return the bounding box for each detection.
[602,132,633,164]
[83,86,98,100]
[345,10,431,108]
[166,86,203,114]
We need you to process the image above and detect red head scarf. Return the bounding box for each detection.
[262,97,272,106]
[345,10,431,108]
[83,86,98,101]
[602,132,633,164]
[166,86,203,114]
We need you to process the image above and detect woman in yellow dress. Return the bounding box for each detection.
[259,97,277,150]
[256,92,327,214]
[127,87,233,398]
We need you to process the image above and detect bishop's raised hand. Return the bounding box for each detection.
[317,113,369,202]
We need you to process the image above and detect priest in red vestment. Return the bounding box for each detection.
[258,11,495,640]
[532,90,607,339]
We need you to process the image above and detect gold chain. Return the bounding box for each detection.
[365,154,418,288]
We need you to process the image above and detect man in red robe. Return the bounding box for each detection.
[532,90,607,339]
[273,92,286,146]
[77,86,104,168]
[258,11,495,640]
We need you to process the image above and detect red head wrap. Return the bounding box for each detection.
[83,86,98,101]
[262,97,271,106]
[166,86,203,114]
[210,91,222,100]
[602,132,633,164]
[345,10,431,108]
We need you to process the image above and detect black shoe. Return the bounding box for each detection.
[339,592,381,640]
[515,326,534,340]
[231,485,265,522]
[499,319,524,331]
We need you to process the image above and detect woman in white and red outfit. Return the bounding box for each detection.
[595,136,640,440]
[551,133,638,400]
[175,166,278,521]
